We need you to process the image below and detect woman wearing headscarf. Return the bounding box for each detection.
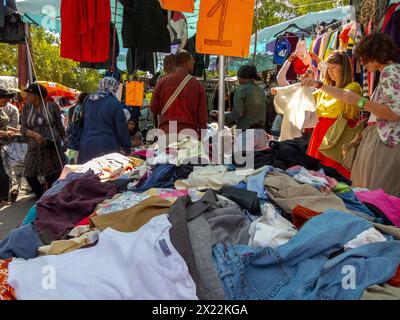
[78,77,131,164]
[20,83,65,199]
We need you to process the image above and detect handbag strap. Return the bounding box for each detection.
[77,96,90,124]
[161,74,192,118]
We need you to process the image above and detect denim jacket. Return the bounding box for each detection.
[213,210,400,300]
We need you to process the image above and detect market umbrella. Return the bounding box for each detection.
[35,81,79,100]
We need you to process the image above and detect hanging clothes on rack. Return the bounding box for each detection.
[80,23,120,70]
[359,0,389,31]
[0,1,6,28]
[168,11,188,51]
[60,0,111,63]
[380,2,400,32]
[120,0,171,53]
[352,24,364,86]
[185,35,210,77]
[322,29,339,61]
[0,0,26,44]
[126,49,156,75]
[381,3,400,63]
[274,33,299,83]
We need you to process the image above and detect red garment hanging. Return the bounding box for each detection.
[338,22,353,47]
[61,0,110,63]
[381,3,400,32]
[365,21,376,98]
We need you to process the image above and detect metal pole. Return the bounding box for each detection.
[253,0,258,64]
[218,55,225,164]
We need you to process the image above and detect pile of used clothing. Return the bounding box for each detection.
[0,139,400,300]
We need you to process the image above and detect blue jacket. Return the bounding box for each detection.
[78,96,130,164]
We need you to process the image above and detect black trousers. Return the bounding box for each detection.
[26,172,60,199]
[0,157,10,201]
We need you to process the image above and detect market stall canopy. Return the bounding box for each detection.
[250,5,355,54]
[35,81,79,100]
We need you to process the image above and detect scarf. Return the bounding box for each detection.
[89,77,119,101]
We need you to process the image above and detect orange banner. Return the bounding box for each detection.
[126,81,144,107]
[196,0,255,57]
[160,0,195,13]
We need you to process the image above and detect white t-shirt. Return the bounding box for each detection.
[8,215,198,300]
[274,83,317,141]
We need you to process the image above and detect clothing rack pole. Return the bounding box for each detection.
[217,55,225,165]
[253,0,259,64]
[111,0,118,73]
[23,24,64,171]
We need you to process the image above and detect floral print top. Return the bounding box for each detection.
[370,64,400,148]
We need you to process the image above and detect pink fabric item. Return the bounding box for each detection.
[355,189,400,227]
[157,190,188,199]
[132,150,155,159]
[309,170,338,190]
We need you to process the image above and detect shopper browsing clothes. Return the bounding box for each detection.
[211,64,266,130]
[0,93,16,204]
[270,53,319,141]
[150,50,208,139]
[163,54,175,76]
[0,88,26,202]
[301,50,362,179]
[0,88,19,129]
[20,83,66,199]
[336,32,400,197]
[65,92,89,164]
[78,77,131,164]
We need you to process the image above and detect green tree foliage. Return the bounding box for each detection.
[0,26,100,92]
[0,43,18,76]
[254,0,351,32]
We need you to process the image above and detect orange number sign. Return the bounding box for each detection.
[196,0,255,57]
[204,0,232,48]
[160,0,195,13]
[126,81,144,107]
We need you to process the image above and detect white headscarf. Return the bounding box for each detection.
[89,77,119,101]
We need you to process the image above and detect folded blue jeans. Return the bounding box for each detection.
[212,210,400,300]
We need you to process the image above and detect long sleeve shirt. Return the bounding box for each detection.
[277,60,292,87]
[150,69,208,137]
[1,103,19,128]
[225,82,266,130]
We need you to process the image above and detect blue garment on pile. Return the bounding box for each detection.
[0,224,42,260]
[286,166,329,190]
[129,164,178,192]
[247,166,276,200]
[232,182,247,190]
[38,171,89,203]
[212,209,400,300]
[335,189,384,224]
[22,205,38,225]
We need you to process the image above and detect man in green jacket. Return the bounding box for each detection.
[212,64,266,130]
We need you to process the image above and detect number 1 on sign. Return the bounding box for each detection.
[204,0,232,47]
